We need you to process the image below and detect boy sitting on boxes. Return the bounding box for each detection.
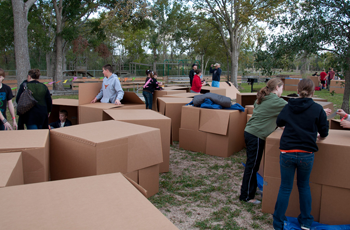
[49,110,72,129]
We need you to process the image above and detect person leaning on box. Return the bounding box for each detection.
[91,64,124,105]
[336,109,350,129]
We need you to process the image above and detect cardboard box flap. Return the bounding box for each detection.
[123,175,148,197]
[0,152,23,187]
[0,130,49,150]
[157,97,193,105]
[104,109,170,121]
[53,99,79,106]
[163,86,189,91]
[80,102,123,110]
[121,92,144,104]
[0,173,179,230]
[199,109,231,135]
[219,82,240,99]
[78,82,101,105]
[163,93,197,98]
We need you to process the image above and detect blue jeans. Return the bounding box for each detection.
[212,80,220,88]
[142,91,153,109]
[26,124,43,130]
[273,152,314,230]
[190,90,200,94]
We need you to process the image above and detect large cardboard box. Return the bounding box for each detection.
[0,173,179,230]
[153,89,187,111]
[330,80,345,94]
[49,99,79,125]
[157,97,193,142]
[0,152,24,188]
[329,119,350,130]
[308,76,320,88]
[163,86,189,92]
[236,93,257,107]
[212,81,240,99]
[180,106,247,157]
[201,86,226,96]
[179,128,207,153]
[163,92,198,98]
[103,109,171,173]
[245,105,254,114]
[247,114,252,122]
[50,120,163,197]
[314,101,334,111]
[284,78,300,91]
[0,130,49,184]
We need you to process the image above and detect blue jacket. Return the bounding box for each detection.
[210,67,222,81]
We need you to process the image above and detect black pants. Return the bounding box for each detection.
[239,131,265,201]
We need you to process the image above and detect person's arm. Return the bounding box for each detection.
[45,88,52,113]
[8,100,17,130]
[114,77,124,104]
[218,68,222,77]
[0,111,12,130]
[209,67,214,73]
[276,106,287,127]
[317,109,329,139]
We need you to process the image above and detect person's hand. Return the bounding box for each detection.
[91,97,97,103]
[3,121,13,130]
[324,108,332,116]
[317,134,326,141]
[12,120,17,130]
[211,64,213,67]
[279,126,285,130]
[115,99,121,105]
[48,112,51,118]
[336,109,347,117]
[340,120,350,129]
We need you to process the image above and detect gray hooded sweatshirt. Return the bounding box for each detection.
[96,74,124,103]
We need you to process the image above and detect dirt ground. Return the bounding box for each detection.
[149,142,274,230]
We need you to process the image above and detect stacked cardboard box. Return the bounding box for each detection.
[263,129,350,225]
[162,92,198,98]
[152,89,188,111]
[0,173,179,229]
[179,106,247,157]
[50,120,163,197]
[0,152,23,188]
[0,130,49,184]
[284,78,300,91]
[200,86,226,96]
[330,80,345,94]
[209,81,240,100]
[236,93,257,107]
[103,109,171,173]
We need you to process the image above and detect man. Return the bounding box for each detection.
[319,69,327,89]
[189,64,197,87]
[91,64,124,104]
[210,63,222,88]
[0,68,17,130]
[327,67,335,91]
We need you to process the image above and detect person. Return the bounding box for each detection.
[190,69,206,93]
[143,70,161,109]
[0,68,17,130]
[319,69,327,89]
[49,110,72,129]
[210,63,221,88]
[312,72,318,76]
[16,69,52,130]
[189,64,197,87]
[336,109,350,129]
[91,64,124,104]
[273,79,329,230]
[327,67,335,91]
[239,78,287,204]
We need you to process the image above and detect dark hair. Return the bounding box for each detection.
[28,69,41,79]
[0,68,5,78]
[153,71,158,76]
[192,64,197,68]
[256,78,283,104]
[146,69,154,78]
[298,79,314,98]
[103,64,113,73]
[59,110,68,116]
[194,69,202,74]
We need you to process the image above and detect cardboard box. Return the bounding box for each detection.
[236,93,257,107]
[329,119,350,130]
[0,152,24,188]
[0,130,49,184]
[319,185,350,225]
[153,90,187,111]
[247,114,252,123]
[312,97,327,102]
[214,81,240,99]
[50,120,163,196]
[262,176,322,222]
[49,99,79,125]
[157,97,193,142]
[179,128,207,153]
[245,105,254,114]
[330,80,345,94]
[201,86,226,96]
[308,76,320,88]
[314,101,334,112]
[103,109,171,173]
[162,92,197,98]
[163,86,189,92]
[0,173,179,229]
[284,78,300,91]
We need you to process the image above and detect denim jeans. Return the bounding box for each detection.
[190,90,200,94]
[212,80,220,88]
[142,91,153,109]
[26,124,43,130]
[273,152,314,230]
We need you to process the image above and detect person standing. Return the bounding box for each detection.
[327,67,335,91]
[189,64,197,87]
[319,69,327,89]
[210,63,221,88]
[91,64,124,104]
[190,69,206,93]
[0,68,17,130]
[143,70,161,110]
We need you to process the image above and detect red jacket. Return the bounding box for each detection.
[320,72,327,81]
[190,75,202,93]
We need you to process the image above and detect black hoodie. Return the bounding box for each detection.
[276,98,329,152]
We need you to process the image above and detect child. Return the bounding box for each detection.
[190,69,206,93]
[142,70,159,110]
[49,110,72,129]
[153,72,163,90]
[273,79,328,230]
[0,68,17,130]
[240,78,287,204]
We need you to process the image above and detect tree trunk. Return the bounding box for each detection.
[231,45,239,88]
[300,56,307,76]
[341,57,350,113]
[226,53,230,82]
[46,52,51,78]
[53,0,64,91]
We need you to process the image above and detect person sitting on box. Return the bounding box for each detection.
[91,64,124,105]
[49,110,72,129]
[336,109,350,129]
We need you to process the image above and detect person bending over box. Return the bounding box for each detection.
[91,64,124,105]
[49,110,72,129]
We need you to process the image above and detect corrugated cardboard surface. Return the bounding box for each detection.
[247,114,252,122]
[152,90,187,111]
[200,86,226,96]
[103,109,171,173]
[308,76,319,88]
[0,130,49,184]
[139,165,160,198]
[284,78,300,91]
[0,152,23,187]
[0,173,179,230]
[330,80,345,94]
[50,99,79,125]
[163,86,189,92]
[329,119,350,130]
[181,106,201,131]
[179,128,207,153]
[157,97,193,142]
[215,81,240,99]
[236,93,257,107]
[245,105,254,114]
[314,101,334,111]
[50,120,163,181]
[78,82,101,105]
[163,93,197,98]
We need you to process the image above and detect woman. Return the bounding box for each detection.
[190,69,206,93]
[142,70,160,110]
[16,69,52,129]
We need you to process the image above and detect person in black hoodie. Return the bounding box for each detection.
[273,79,329,230]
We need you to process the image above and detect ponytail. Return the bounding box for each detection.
[256,78,283,104]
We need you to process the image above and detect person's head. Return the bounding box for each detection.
[146,69,154,78]
[28,69,41,80]
[256,78,284,104]
[192,64,198,70]
[102,64,113,77]
[0,68,5,83]
[153,71,158,78]
[298,79,314,98]
[214,63,220,69]
[194,69,202,77]
[59,110,68,122]
[323,69,325,72]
